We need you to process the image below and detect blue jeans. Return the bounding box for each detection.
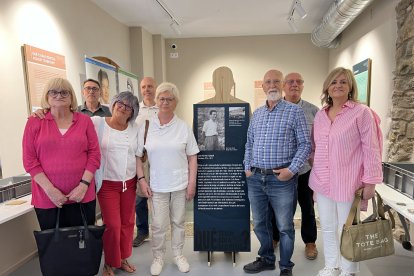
[247,172,297,270]
[135,195,149,235]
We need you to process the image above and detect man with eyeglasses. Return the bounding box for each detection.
[77,79,111,117]
[133,77,159,248]
[270,72,319,261]
[243,69,311,276]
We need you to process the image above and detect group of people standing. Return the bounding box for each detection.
[23,76,198,276]
[244,67,382,276]
[22,65,382,276]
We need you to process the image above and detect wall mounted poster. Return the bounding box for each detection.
[85,57,117,105]
[118,68,141,101]
[352,58,372,106]
[22,44,66,113]
[193,103,251,252]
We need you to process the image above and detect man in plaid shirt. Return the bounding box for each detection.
[243,69,311,276]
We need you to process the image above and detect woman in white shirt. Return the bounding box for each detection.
[137,82,199,276]
[92,91,140,276]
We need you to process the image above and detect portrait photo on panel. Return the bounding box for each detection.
[197,107,225,151]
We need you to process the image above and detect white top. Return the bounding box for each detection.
[92,117,140,182]
[202,119,218,136]
[135,101,159,128]
[137,115,199,192]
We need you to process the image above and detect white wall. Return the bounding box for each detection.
[0,0,131,177]
[329,0,399,158]
[165,34,329,125]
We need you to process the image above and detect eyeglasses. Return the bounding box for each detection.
[285,79,304,85]
[115,101,133,112]
[263,80,281,86]
[83,86,100,93]
[48,90,70,98]
[158,97,175,103]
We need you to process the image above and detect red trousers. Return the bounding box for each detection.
[98,176,137,267]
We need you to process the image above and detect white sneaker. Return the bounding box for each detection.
[150,257,164,276]
[317,267,341,276]
[174,255,190,273]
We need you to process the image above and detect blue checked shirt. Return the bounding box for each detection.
[244,100,311,175]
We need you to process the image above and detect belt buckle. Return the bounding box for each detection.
[260,168,267,174]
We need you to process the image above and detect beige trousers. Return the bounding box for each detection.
[150,189,186,258]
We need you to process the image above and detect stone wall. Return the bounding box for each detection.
[387,0,414,161]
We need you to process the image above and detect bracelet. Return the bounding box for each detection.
[80,179,90,186]
[137,176,145,181]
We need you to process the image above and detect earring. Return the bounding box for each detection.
[348,92,351,99]
[327,95,332,102]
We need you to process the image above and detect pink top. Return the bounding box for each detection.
[23,112,101,208]
[309,101,382,203]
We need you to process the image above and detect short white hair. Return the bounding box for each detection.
[155,82,180,103]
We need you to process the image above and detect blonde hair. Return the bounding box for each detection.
[321,67,358,106]
[156,82,180,103]
[41,78,78,111]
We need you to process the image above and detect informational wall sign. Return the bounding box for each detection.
[353,58,372,106]
[22,44,66,112]
[193,103,250,252]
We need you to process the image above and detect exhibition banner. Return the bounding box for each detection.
[84,57,117,105]
[22,44,66,112]
[193,103,250,252]
[118,68,140,101]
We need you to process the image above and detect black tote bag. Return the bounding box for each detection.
[33,204,105,276]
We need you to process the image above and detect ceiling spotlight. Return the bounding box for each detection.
[294,0,307,19]
[170,21,182,35]
[287,16,298,33]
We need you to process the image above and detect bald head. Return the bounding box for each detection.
[140,77,157,105]
[262,69,283,93]
[283,72,304,103]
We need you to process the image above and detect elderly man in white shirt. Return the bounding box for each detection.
[133,77,159,248]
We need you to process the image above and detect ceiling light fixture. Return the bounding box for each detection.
[155,0,182,35]
[287,16,298,33]
[287,0,307,33]
[294,0,307,19]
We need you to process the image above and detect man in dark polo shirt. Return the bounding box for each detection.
[78,78,111,117]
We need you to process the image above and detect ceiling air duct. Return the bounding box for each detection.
[311,0,375,48]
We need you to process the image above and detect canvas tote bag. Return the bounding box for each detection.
[340,188,395,262]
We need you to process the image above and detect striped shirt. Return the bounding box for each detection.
[244,100,311,174]
[309,101,383,202]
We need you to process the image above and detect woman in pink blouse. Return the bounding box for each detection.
[22,78,100,230]
[309,68,382,276]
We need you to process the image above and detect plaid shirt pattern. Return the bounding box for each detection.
[244,100,311,174]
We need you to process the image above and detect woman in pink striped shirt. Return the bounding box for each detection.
[23,78,101,231]
[309,68,382,276]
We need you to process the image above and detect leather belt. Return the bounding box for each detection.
[251,167,276,175]
[251,164,290,175]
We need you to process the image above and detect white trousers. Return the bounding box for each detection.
[150,189,186,258]
[316,192,360,274]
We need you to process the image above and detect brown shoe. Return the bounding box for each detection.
[305,243,318,260]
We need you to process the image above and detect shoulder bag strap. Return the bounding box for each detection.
[345,188,363,227]
[143,120,149,145]
[375,191,395,228]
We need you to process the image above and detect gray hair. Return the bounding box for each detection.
[156,82,180,103]
[110,91,139,122]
